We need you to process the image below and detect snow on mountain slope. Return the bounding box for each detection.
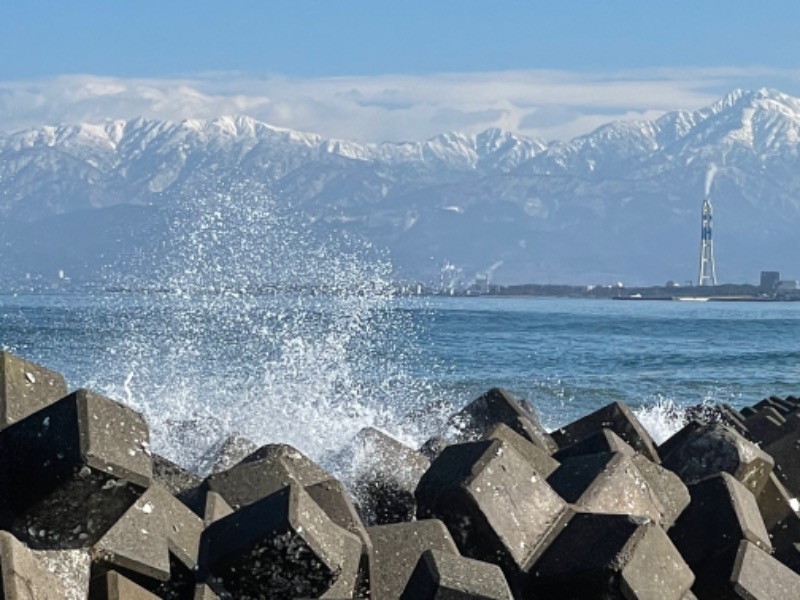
[1,88,799,285]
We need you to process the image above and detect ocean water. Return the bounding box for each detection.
[2,186,798,476]
[2,291,799,476]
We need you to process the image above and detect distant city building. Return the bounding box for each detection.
[760,271,781,290]
[778,280,800,291]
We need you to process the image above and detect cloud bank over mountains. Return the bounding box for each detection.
[2,67,798,143]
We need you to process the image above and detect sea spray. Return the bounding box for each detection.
[87,179,451,474]
[633,397,687,445]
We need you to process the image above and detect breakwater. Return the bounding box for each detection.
[1,349,799,598]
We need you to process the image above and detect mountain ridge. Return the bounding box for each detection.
[1,88,799,286]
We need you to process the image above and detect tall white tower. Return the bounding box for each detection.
[697,197,717,286]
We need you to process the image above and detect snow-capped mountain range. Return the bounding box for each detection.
[1,88,799,286]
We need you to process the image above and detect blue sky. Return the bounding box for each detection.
[2,1,800,140]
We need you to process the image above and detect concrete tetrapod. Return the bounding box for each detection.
[547,451,689,529]
[340,427,430,525]
[203,443,332,510]
[92,482,203,595]
[306,478,375,597]
[367,519,459,600]
[730,540,800,599]
[400,549,513,600]
[152,453,205,516]
[669,473,772,597]
[484,423,560,478]
[89,570,160,600]
[755,473,800,575]
[763,414,800,497]
[199,484,363,599]
[0,350,68,430]
[0,530,90,600]
[552,427,636,462]
[415,438,568,591]
[0,389,152,549]
[550,401,660,463]
[661,422,774,497]
[448,387,556,453]
[743,406,787,446]
[526,512,694,600]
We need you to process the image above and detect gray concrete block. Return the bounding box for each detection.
[0,530,91,599]
[343,427,430,525]
[661,422,774,497]
[419,436,449,462]
[683,402,750,437]
[764,396,798,415]
[368,520,459,600]
[744,406,787,446]
[0,389,152,548]
[630,454,691,530]
[0,350,68,429]
[448,388,556,453]
[200,484,362,599]
[732,540,800,599]
[754,472,800,574]
[657,420,704,465]
[400,549,513,600]
[547,451,688,528]
[305,479,372,547]
[75,389,152,486]
[202,491,233,527]
[766,511,800,576]
[321,530,365,600]
[756,471,796,530]
[194,584,220,599]
[416,438,567,582]
[204,443,331,509]
[551,401,660,463]
[153,454,200,494]
[89,570,160,599]
[763,414,800,497]
[93,483,203,582]
[152,453,204,516]
[306,478,374,596]
[670,473,771,573]
[553,427,636,461]
[527,512,693,599]
[204,435,259,475]
[484,422,559,478]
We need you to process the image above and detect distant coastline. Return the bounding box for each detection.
[426,282,800,302]
[3,280,800,302]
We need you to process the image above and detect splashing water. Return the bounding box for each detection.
[88,179,447,471]
[634,391,736,445]
[633,397,687,445]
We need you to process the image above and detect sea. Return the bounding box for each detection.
[2,290,799,480]
[1,189,798,479]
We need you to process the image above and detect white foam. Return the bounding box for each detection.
[633,397,687,445]
[91,181,447,470]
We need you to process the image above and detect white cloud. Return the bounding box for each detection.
[1,68,798,142]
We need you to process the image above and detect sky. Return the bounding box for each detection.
[2,1,800,141]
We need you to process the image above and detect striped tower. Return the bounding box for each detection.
[697,198,717,286]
